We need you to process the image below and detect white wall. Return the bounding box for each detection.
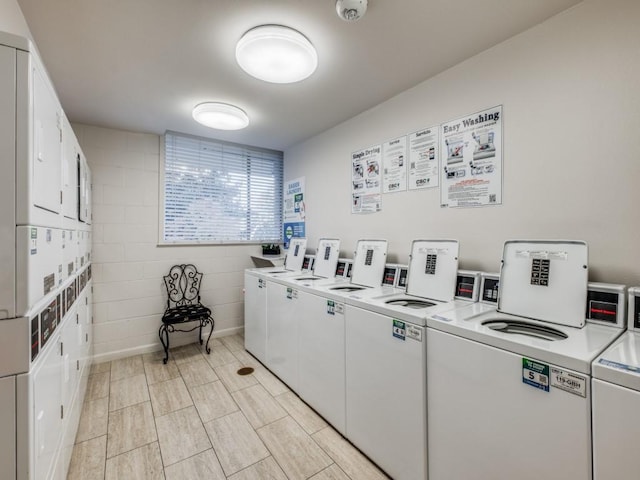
[73,124,260,361]
[285,0,640,286]
[0,0,32,39]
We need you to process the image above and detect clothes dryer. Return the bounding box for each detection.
[426,240,624,480]
[591,286,640,480]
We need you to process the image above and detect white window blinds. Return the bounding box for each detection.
[162,131,283,243]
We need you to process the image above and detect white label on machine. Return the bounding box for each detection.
[550,367,586,397]
[515,250,568,261]
[417,247,450,255]
[406,324,423,342]
[326,300,343,315]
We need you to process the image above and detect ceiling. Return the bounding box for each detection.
[17,0,581,151]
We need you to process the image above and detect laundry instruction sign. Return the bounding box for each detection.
[440,105,503,208]
[522,357,549,392]
[283,177,305,248]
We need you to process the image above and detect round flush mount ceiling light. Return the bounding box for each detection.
[236,25,318,83]
[192,102,249,130]
[336,0,368,22]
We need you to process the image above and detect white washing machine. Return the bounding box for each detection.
[243,237,307,363]
[591,286,640,480]
[265,239,389,409]
[344,240,483,480]
[426,240,625,480]
[277,238,342,287]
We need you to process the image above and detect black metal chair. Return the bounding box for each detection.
[159,264,214,364]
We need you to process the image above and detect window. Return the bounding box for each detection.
[161,131,283,244]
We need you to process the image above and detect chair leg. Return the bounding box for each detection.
[199,320,203,346]
[204,317,214,355]
[159,324,170,364]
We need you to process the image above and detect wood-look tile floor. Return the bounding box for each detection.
[68,335,389,480]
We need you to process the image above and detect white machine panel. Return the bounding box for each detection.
[480,272,500,305]
[61,115,78,221]
[455,269,481,302]
[592,379,640,480]
[283,238,307,272]
[243,272,268,364]
[350,239,387,288]
[312,238,340,278]
[16,226,63,316]
[78,153,91,224]
[428,328,592,480]
[0,43,16,321]
[0,376,16,478]
[266,282,300,390]
[61,229,77,281]
[406,239,459,301]
[32,336,63,480]
[347,305,427,479]
[297,290,346,433]
[16,50,63,228]
[499,240,588,327]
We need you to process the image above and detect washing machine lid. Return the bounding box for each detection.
[284,237,307,272]
[498,240,588,328]
[593,332,640,391]
[406,240,459,302]
[312,238,340,278]
[350,239,388,288]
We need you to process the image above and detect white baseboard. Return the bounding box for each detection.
[91,326,245,364]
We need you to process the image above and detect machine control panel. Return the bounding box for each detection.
[455,270,481,301]
[481,273,500,304]
[302,255,314,271]
[586,283,626,328]
[396,267,408,289]
[382,265,399,286]
[336,259,348,277]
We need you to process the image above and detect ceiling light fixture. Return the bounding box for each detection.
[192,102,249,130]
[236,25,318,83]
[336,0,368,22]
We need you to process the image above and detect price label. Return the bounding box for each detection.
[551,367,586,397]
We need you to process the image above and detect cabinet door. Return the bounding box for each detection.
[32,62,62,215]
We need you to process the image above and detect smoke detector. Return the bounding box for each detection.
[336,0,368,22]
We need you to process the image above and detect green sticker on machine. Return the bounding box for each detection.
[522,357,549,392]
[327,300,335,315]
[392,319,406,341]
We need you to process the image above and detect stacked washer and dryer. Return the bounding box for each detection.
[426,240,625,480]
[0,31,93,480]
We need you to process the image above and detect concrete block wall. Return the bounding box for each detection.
[73,124,259,361]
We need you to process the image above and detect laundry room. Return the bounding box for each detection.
[0,0,639,479]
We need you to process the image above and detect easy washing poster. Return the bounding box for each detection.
[283,176,305,248]
[440,105,503,208]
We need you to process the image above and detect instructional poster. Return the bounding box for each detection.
[382,136,407,193]
[440,105,503,208]
[408,126,439,190]
[352,145,382,214]
[283,176,305,248]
